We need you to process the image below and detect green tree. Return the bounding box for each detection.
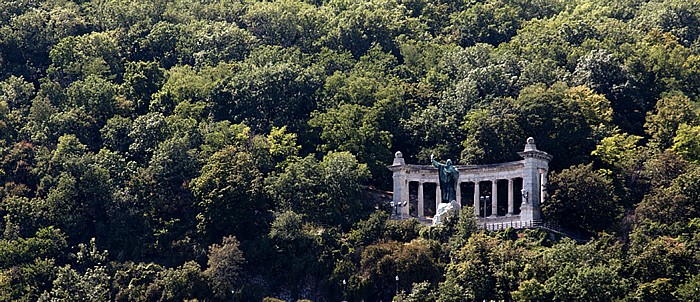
[309,103,392,180]
[191,147,266,242]
[64,75,119,126]
[534,238,627,302]
[635,166,700,225]
[128,135,201,265]
[460,104,524,164]
[437,233,529,302]
[266,152,371,228]
[242,0,324,51]
[671,123,700,163]
[148,261,209,301]
[446,0,521,47]
[514,84,600,169]
[544,164,621,234]
[47,31,122,85]
[100,116,133,154]
[204,236,246,300]
[645,94,698,150]
[122,61,166,114]
[266,211,322,299]
[128,112,168,162]
[213,46,323,133]
[358,239,442,301]
[676,273,700,302]
[150,63,233,115]
[323,0,410,58]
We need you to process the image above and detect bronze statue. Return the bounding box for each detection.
[431,154,459,203]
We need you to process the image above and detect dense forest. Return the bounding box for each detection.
[1,0,700,300]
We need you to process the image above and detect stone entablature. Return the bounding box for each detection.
[388,137,552,229]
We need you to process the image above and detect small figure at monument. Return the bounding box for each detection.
[431,154,459,203]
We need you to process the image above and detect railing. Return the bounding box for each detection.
[478,219,590,242]
[538,220,590,242]
[478,219,541,231]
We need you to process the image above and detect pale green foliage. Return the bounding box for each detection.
[592,132,643,167]
[48,31,122,85]
[672,123,700,163]
[645,94,698,150]
[150,63,234,114]
[564,85,614,137]
[512,279,547,302]
[0,227,67,269]
[675,273,700,302]
[309,103,392,177]
[437,233,531,301]
[393,281,437,302]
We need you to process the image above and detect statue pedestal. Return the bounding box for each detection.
[519,203,540,221]
[432,200,460,225]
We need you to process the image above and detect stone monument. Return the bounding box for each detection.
[387,137,552,230]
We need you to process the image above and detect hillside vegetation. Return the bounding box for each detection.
[1,0,700,300]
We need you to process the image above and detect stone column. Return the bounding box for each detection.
[518,137,552,222]
[418,182,424,218]
[473,181,480,217]
[436,183,441,209]
[455,182,461,209]
[490,180,498,217]
[402,179,410,216]
[540,170,548,205]
[389,151,407,216]
[507,178,514,216]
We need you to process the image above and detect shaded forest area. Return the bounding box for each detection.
[1,0,700,300]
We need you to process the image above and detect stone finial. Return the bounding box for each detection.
[519,136,553,162]
[393,151,405,165]
[524,137,537,152]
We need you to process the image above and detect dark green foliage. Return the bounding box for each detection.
[1,0,700,300]
[191,147,266,242]
[544,164,621,235]
[266,151,371,229]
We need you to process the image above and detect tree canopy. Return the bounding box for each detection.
[1,0,700,300]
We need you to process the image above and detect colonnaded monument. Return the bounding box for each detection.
[388,137,552,230]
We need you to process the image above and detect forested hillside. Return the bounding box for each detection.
[1,0,700,300]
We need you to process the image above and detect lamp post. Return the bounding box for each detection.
[479,196,485,218]
[231,289,235,302]
[480,195,490,218]
[485,195,490,217]
[342,279,347,301]
[395,275,399,295]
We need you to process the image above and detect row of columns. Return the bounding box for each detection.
[389,137,552,226]
[413,178,524,218]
